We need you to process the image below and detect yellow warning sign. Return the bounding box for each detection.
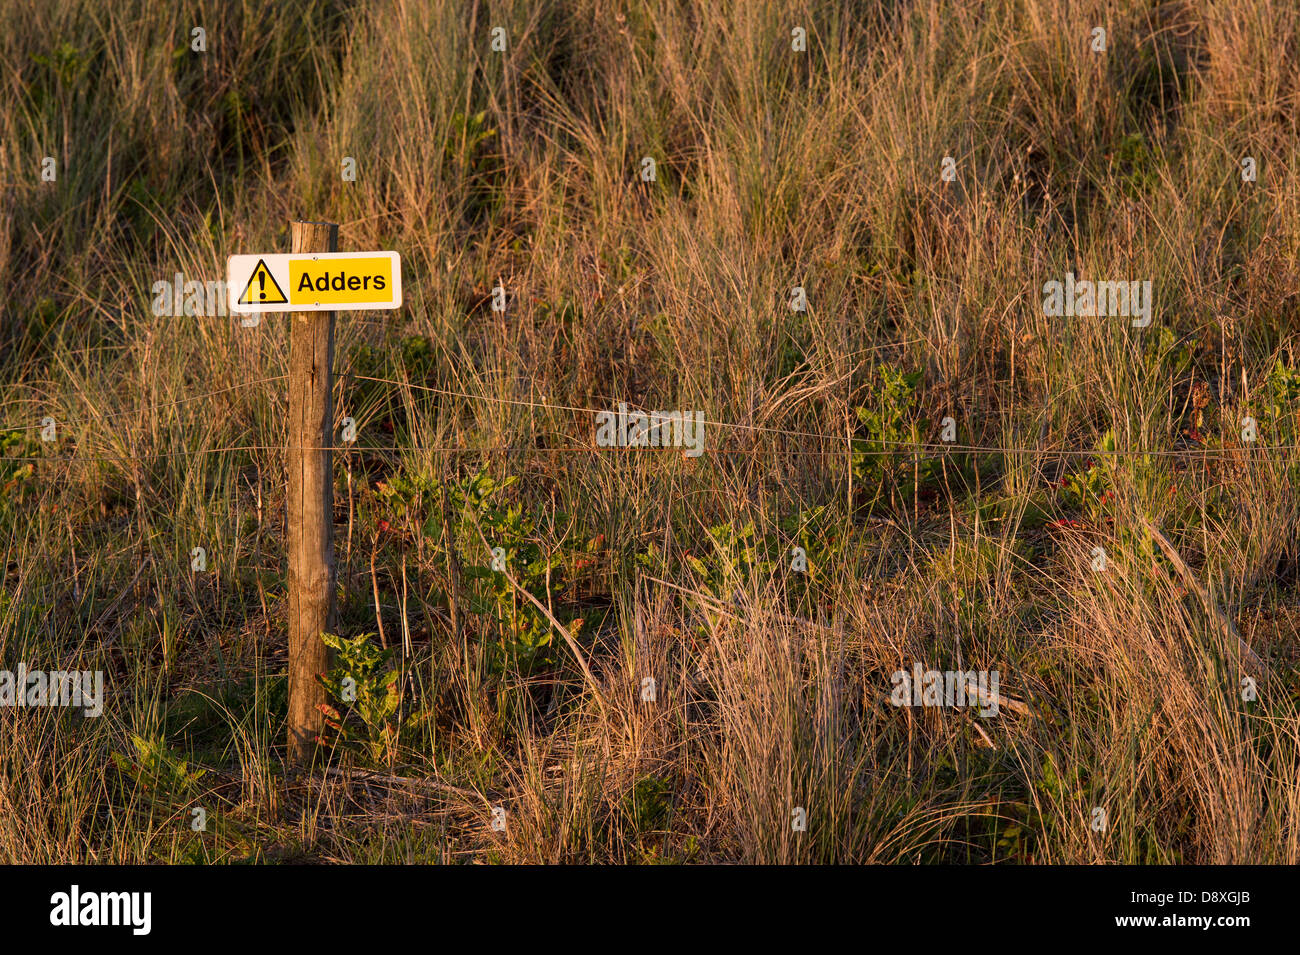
[289,256,394,306]
[228,251,402,313]
[236,258,288,305]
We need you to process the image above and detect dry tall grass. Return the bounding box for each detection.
[1,0,1298,863]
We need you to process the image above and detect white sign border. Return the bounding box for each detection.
[227,251,403,313]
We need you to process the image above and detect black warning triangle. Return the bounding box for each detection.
[237,258,289,305]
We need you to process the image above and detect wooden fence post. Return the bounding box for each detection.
[286,219,339,763]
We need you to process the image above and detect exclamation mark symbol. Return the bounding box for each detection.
[258,268,266,301]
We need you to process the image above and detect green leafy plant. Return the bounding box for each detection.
[445,110,502,221]
[31,41,90,91]
[1266,359,1300,441]
[851,363,940,510]
[111,734,207,799]
[0,428,38,496]
[375,468,582,673]
[625,775,673,834]
[1055,430,1121,522]
[1110,131,1160,197]
[317,632,418,766]
[680,506,834,610]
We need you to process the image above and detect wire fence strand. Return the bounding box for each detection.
[3,372,1297,464]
